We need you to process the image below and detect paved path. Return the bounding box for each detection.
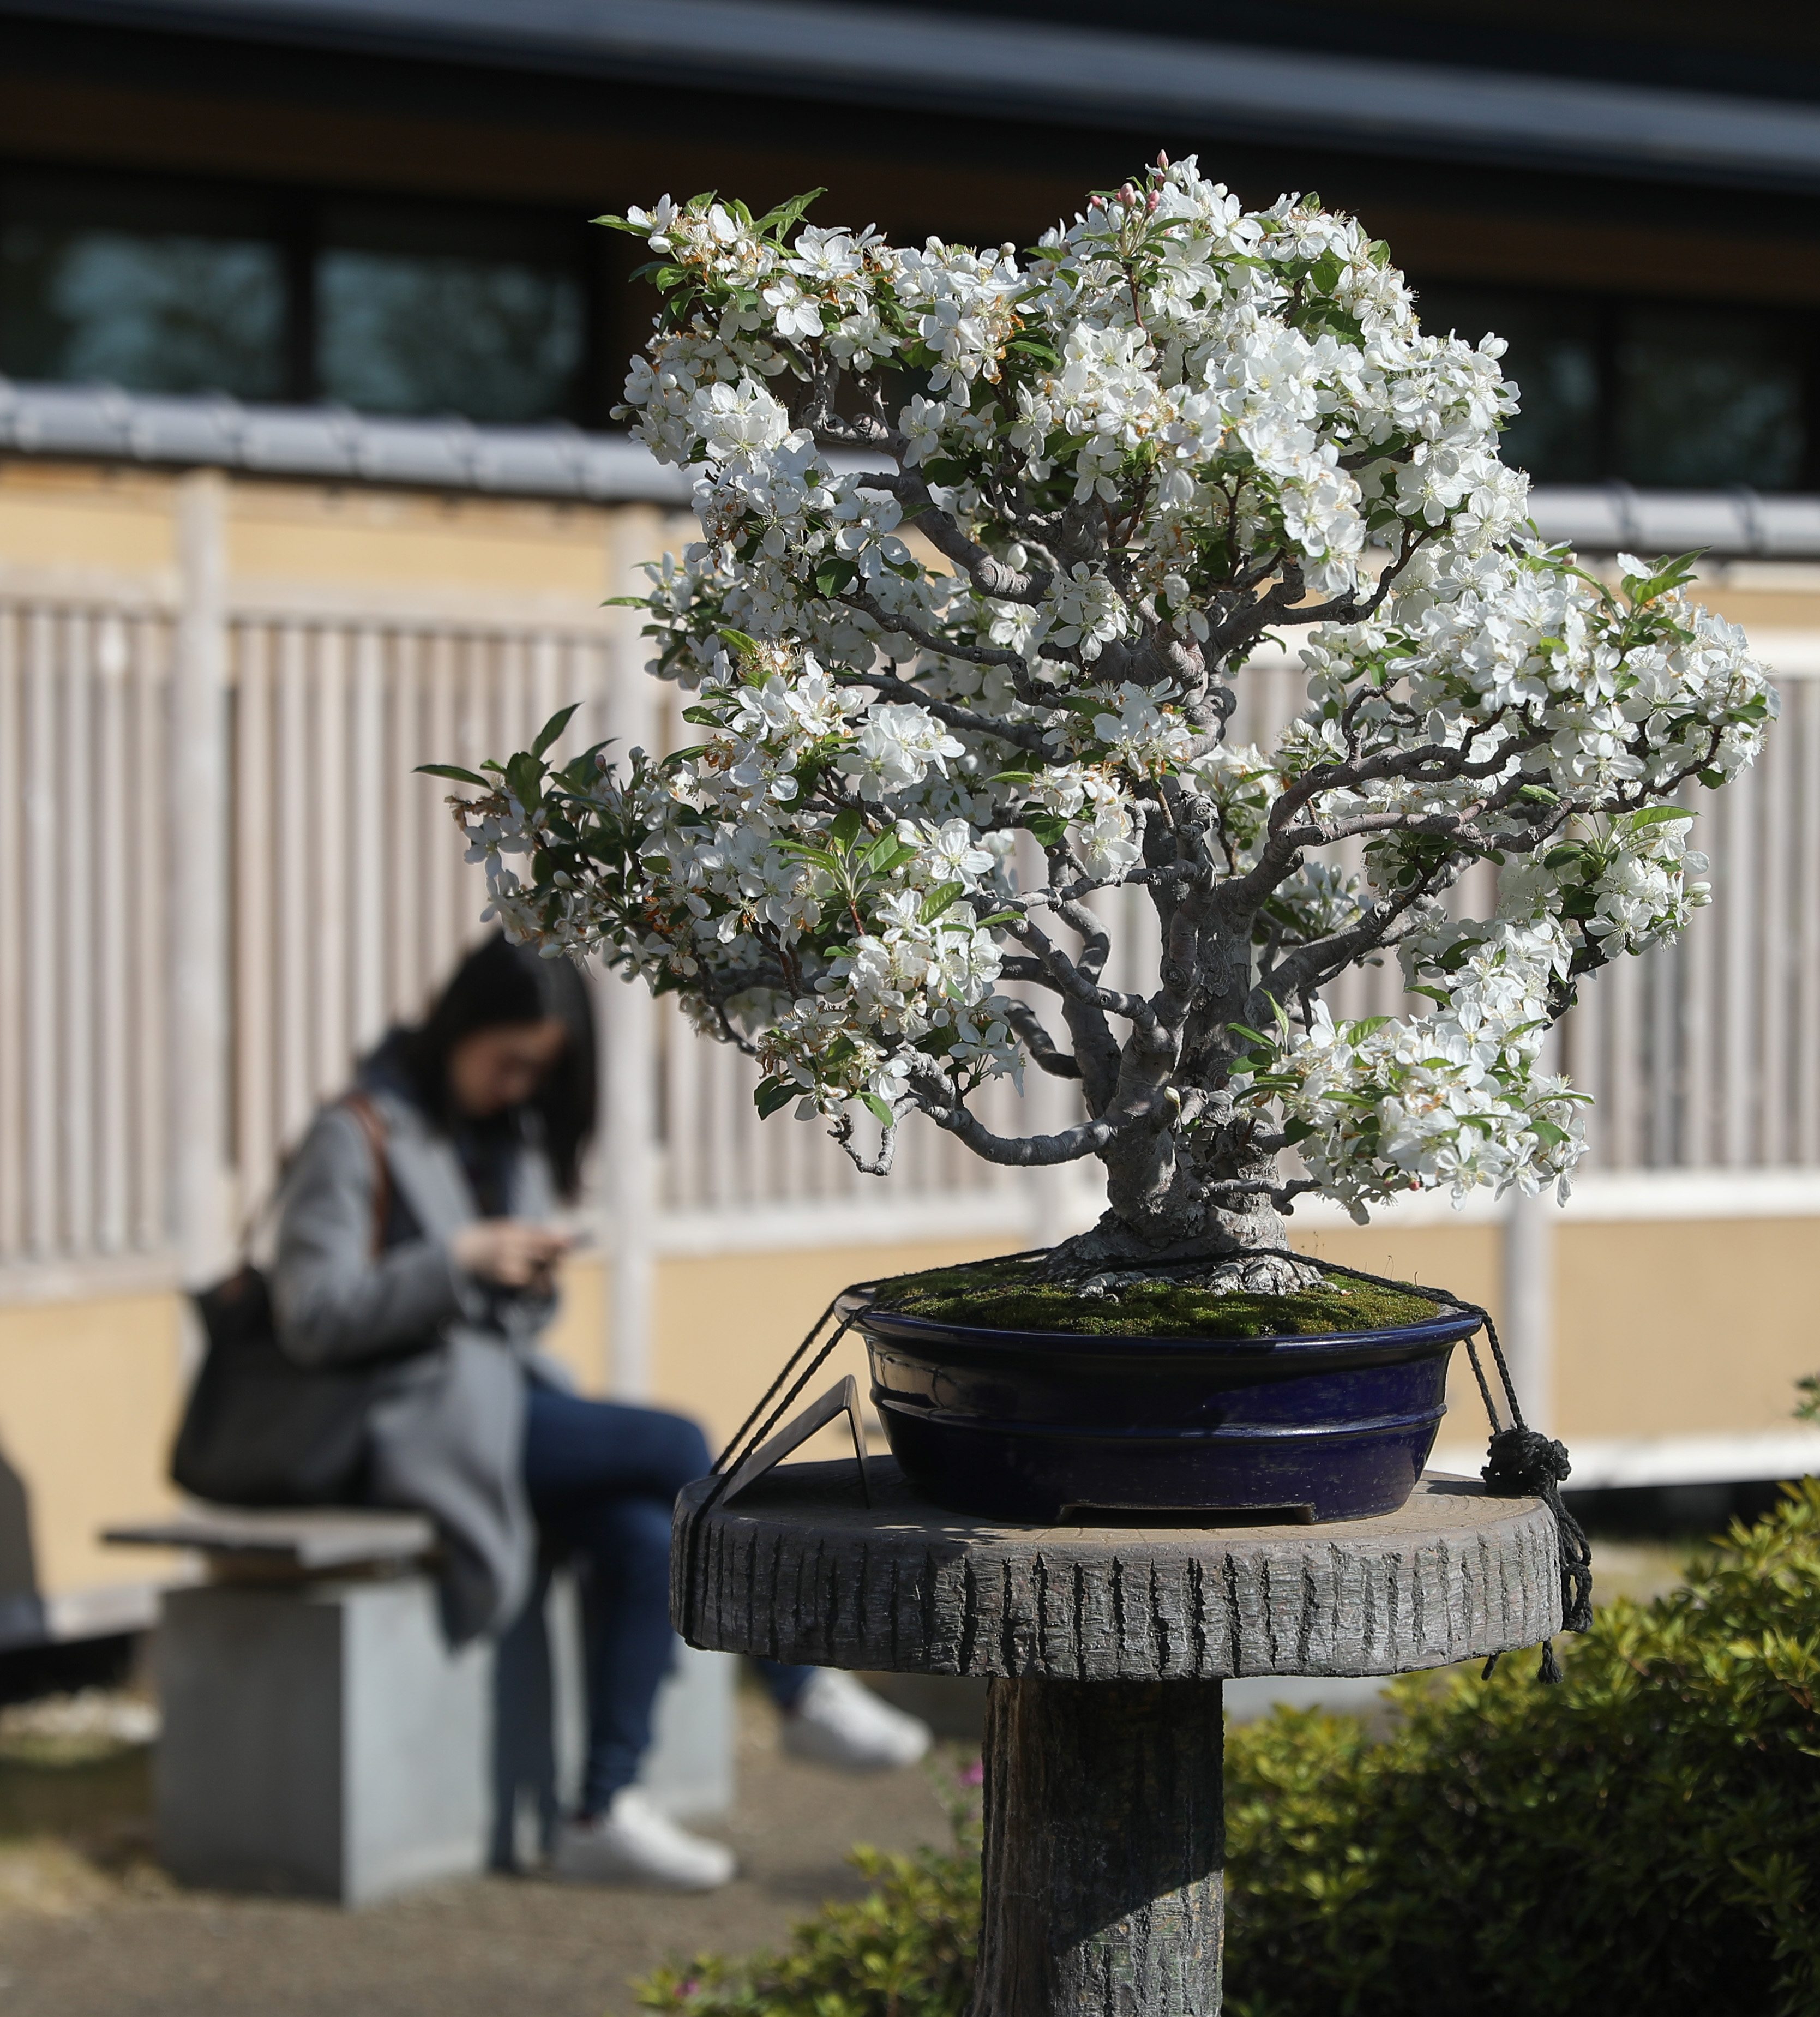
[0,1688,957,2017]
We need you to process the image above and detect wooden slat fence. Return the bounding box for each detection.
[0,522,1813,1301]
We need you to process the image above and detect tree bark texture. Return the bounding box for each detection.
[674,1462,1561,1680]
[976,1677,1226,2017]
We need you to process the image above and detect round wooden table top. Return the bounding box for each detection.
[674,1457,1561,1682]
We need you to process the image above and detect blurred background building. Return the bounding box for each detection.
[1,0,1819,1653]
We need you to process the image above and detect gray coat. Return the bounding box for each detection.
[271,1085,560,1642]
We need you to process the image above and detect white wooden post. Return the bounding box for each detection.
[600,508,662,1398]
[1501,1191,1555,1436]
[170,471,232,1284]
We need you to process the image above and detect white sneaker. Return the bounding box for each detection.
[551,1787,735,1890]
[780,1670,933,1772]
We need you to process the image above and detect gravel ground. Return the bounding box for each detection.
[0,1686,960,2017]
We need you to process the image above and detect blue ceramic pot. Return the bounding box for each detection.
[843,1288,1482,1524]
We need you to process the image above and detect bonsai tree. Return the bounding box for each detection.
[441,159,1773,1296]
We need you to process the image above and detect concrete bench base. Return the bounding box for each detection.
[158,1575,489,1904]
[127,1506,739,1905]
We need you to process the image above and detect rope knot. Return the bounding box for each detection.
[1482,1424,1572,1496]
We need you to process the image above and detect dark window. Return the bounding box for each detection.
[1415,285,1602,483]
[315,202,587,424]
[1615,305,1805,489]
[1414,280,1815,490]
[0,175,287,400]
[0,170,598,424]
[2,164,1817,475]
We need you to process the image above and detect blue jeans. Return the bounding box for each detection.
[521,1380,814,1813]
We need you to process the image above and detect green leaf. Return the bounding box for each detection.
[1023,811,1068,848]
[754,1077,798,1119]
[861,830,909,874]
[860,1092,896,1128]
[531,704,582,759]
[504,751,544,810]
[681,705,724,727]
[920,881,965,923]
[971,909,1020,929]
[815,557,858,599]
[752,187,826,242]
[717,627,761,662]
[828,808,864,851]
[776,843,840,870]
[601,594,650,607]
[1528,1118,1570,1146]
[1698,769,1726,789]
[415,763,490,788]
[1627,805,1695,827]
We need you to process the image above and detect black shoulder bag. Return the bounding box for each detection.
[171,1093,402,1508]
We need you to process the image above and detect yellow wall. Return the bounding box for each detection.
[0,459,655,601]
[11,1211,1817,1608]
[0,1293,188,1599]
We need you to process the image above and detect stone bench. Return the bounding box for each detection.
[107,1505,734,1904]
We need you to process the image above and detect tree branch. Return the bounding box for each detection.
[1001,998,1083,1080]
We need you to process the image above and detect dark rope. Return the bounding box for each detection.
[685,1240,1591,1685]
[681,1250,1056,1632]
[1121,1241,1594,1683]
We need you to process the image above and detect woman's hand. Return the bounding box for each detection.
[452,1221,573,1292]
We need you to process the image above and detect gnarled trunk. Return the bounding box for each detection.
[1048,1104,1323,1296]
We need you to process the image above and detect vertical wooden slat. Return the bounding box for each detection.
[275,621,313,1146]
[93,613,130,1251]
[1720,770,1757,1167]
[664,1000,700,1213]
[63,605,100,1250]
[427,628,465,983]
[311,626,350,1096]
[1606,953,1643,1170]
[25,607,59,1256]
[234,621,275,1220]
[170,470,232,1281]
[0,612,21,1259]
[387,630,422,1023]
[60,613,96,1254]
[1758,711,1794,1164]
[347,624,389,1055]
[1681,802,1720,1168]
[132,617,170,1252]
[1799,682,1820,1164]
[1565,972,1606,1172]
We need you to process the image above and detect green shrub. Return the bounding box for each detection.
[636,1766,981,2017]
[638,1485,1820,2017]
[1224,1480,1820,2016]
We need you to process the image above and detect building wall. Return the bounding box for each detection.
[3,457,1820,1631]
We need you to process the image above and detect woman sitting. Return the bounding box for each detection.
[272,934,928,1889]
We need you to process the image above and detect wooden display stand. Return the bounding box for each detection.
[676,1456,1559,2017]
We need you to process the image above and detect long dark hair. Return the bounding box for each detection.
[400,934,597,1200]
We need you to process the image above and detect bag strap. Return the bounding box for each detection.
[338,1091,393,1261]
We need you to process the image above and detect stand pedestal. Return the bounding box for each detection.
[675,1458,1559,2017]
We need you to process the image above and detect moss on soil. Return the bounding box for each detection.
[868,1257,1442,1340]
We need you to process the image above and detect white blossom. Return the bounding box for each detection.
[450,163,1773,1238]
